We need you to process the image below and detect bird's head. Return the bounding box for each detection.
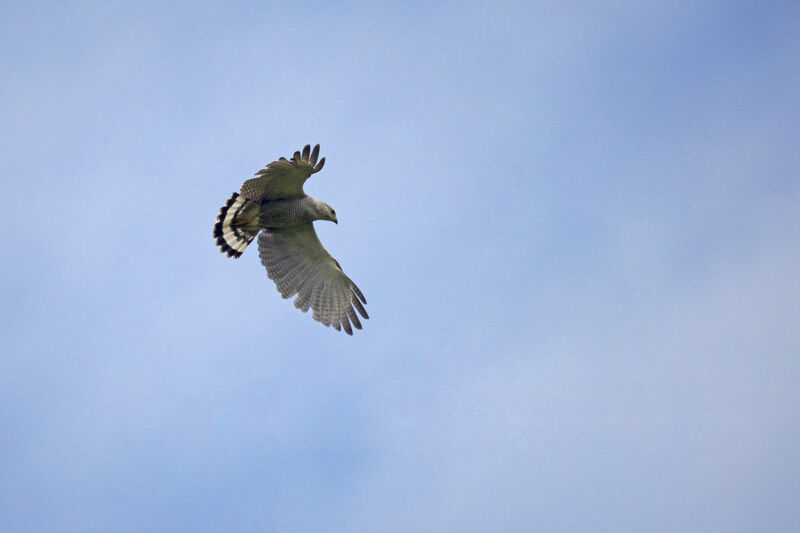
[320,202,338,224]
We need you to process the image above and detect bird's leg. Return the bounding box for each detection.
[231,201,261,229]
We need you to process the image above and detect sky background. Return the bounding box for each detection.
[1,1,799,531]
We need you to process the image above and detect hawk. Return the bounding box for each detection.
[214,144,368,335]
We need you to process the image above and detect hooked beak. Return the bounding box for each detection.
[332,214,338,224]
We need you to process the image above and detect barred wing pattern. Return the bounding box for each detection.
[258,224,368,335]
[241,144,325,201]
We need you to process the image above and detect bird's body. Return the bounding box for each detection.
[225,195,327,235]
[257,195,329,229]
[213,144,368,335]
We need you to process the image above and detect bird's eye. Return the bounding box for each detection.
[332,210,336,216]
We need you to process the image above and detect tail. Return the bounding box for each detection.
[214,192,261,258]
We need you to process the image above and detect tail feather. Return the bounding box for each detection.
[214,192,260,258]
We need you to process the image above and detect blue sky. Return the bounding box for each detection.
[1,1,798,531]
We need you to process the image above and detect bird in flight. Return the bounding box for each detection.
[214,144,368,335]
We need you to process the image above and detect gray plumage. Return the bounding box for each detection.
[213,144,368,335]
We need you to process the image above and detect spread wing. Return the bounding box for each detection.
[258,223,368,335]
[241,144,326,201]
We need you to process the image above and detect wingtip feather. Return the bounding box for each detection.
[342,317,353,335]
